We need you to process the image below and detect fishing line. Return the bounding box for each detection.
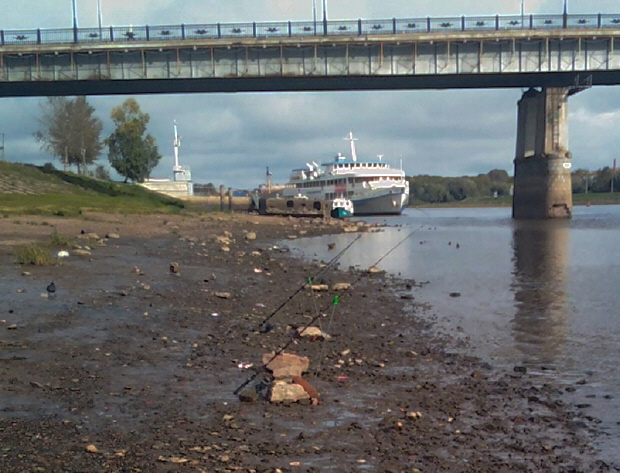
[234,225,423,396]
[257,233,362,330]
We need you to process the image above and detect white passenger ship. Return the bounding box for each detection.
[282,133,409,215]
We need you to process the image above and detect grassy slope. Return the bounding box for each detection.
[0,161,193,216]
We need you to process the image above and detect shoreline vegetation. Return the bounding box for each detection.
[411,192,620,208]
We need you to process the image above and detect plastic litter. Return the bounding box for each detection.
[57,250,70,258]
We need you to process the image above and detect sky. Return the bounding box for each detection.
[1,0,620,189]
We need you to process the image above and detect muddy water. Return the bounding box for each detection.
[287,205,620,467]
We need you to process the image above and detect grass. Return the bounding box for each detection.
[0,162,198,216]
[48,229,72,247]
[14,244,56,266]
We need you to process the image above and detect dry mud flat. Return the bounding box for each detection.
[0,213,612,472]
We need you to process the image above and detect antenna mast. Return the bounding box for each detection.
[345,131,358,162]
[173,121,181,170]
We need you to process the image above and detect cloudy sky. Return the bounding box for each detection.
[2,0,620,189]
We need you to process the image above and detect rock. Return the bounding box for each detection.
[214,235,231,245]
[7,324,17,330]
[297,326,330,340]
[400,294,415,300]
[238,386,259,403]
[106,233,120,239]
[367,266,385,275]
[269,380,310,403]
[287,235,298,240]
[86,444,99,453]
[78,232,99,240]
[449,292,461,298]
[306,284,329,292]
[21,271,31,276]
[73,249,92,256]
[263,351,309,378]
[343,226,358,233]
[245,232,257,241]
[214,292,231,299]
[170,262,180,274]
[331,282,351,291]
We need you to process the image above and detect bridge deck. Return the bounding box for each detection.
[1,13,620,96]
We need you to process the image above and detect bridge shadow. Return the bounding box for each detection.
[510,219,570,365]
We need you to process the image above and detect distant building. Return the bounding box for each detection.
[141,121,193,199]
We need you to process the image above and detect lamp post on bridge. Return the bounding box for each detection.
[563,0,568,28]
[72,0,78,43]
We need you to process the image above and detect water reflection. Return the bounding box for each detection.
[510,220,570,365]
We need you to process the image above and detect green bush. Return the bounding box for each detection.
[48,229,72,247]
[14,244,56,266]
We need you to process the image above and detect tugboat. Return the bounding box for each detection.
[330,197,354,218]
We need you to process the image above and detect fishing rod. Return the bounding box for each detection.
[257,233,362,330]
[233,225,423,396]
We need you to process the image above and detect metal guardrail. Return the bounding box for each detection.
[0,13,619,47]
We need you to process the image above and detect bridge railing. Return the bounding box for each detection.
[1,13,619,47]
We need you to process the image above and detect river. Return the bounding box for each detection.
[286,205,620,467]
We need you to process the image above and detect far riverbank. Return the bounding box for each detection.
[410,192,620,208]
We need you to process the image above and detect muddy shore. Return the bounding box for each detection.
[0,213,611,472]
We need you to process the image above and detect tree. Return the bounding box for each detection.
[105,98,162,183]
[93,165,111,181]
[35,96,103,174]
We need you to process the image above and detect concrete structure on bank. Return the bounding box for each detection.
[513,87,574,219]
[140,121,193,199]
[141,177,192,199]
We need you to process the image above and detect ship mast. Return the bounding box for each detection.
[173,120,181,170]
[345,131,358,162]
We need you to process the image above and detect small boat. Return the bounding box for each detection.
[330,197,354,218]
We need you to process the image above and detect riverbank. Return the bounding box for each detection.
[0,212,611,472]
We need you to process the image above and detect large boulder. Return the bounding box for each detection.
[262,352,309,378]
[269,380,310,403]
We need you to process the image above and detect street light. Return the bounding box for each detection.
[72,0,78,29]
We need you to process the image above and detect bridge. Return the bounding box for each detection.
[2,11,619,218]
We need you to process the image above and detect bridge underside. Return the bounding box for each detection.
[0,71,619,97]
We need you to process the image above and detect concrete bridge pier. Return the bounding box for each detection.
[513,87,573,219]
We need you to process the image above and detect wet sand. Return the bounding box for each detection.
[0,213,611,472]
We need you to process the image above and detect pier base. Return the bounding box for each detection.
[512,87,572,219]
